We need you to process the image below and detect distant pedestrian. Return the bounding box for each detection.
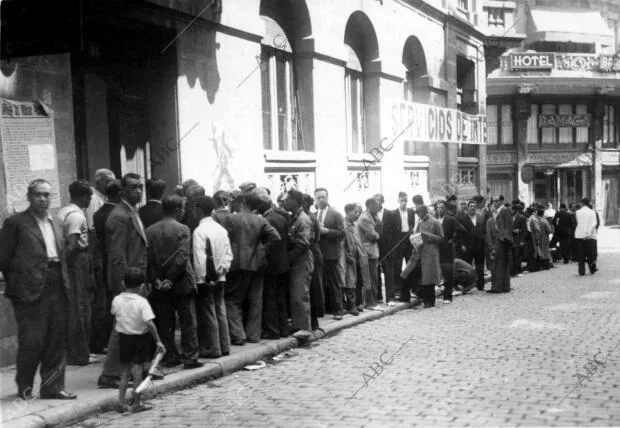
[58,180,95,365]
[0,179,76,400]
[412,205,443,308]
[575,198,598,276]
[303,193,325,328]
[113,267,165,413]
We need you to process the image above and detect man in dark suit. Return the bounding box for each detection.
[552,203,576,264]
[146,195,201,369]
[260,198,290,339]
[0,179,76,400]
[457,200,487,290]
[98,173,149,388]
[511,200,527,276]
[139,178,165,229]
[91,179,122,354]
[312,187,346,320]
[222,192,280,345]
[383,192,416,303]
[437,200,465,303]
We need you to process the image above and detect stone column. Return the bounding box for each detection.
[514,88,533,204]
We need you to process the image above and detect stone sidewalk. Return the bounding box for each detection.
[0,299,417,428]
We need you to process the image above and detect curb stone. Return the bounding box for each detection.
[4,300,422,428]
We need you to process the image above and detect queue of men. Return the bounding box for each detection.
[0,171,601,401]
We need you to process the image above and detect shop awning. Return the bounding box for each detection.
[527,8,614,46]
[555,152,592,169]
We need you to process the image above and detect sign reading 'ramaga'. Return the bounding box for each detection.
[538,114,591,128]
[391,101,486,145]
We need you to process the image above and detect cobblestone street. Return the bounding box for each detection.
[74,230,620,427]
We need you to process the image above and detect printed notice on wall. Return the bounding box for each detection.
[0,98,61,213]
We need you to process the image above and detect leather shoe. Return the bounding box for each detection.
[486,290,502,294]
[183,360,204,369]
[98,375,120,389]
[40,390,77,400]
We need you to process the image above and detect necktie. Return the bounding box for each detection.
[318,209,325,226]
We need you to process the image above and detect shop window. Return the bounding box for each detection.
[528,103,589,146]
[487,8,505,28]
[458,167,475,185]
[345,70,365,153]
[558,104,572,144]
[458,0,468,11]
[541,104,556,144]
[575,104,588,144]
[403,72,415,102]
[527,104,539,144]
[261,46,299,151]
[486,104,513,145]
[604,104,616,146]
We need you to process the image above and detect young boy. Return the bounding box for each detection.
[111,267,165,413]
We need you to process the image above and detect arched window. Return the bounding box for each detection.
[260,16,297,151]
[345,44,364,153]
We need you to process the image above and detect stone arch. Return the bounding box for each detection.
[344,11,380,65]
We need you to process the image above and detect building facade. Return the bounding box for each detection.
[0,0,486,365]
[481,0,620,225]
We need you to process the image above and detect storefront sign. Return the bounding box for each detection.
[390,101,486,145]
[599,55,620,72]
[527,151,584,165]
[538,114,591,128]
[556,54,599,72]
[487,153,516,165]
[509,53,555,70]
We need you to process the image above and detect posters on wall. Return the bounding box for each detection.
[265,171,316,200]
[0,98,60,213]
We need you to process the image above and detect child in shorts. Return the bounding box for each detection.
[111,267,165,413]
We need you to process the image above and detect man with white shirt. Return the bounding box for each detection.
[193,196,233,358]
[574,198,598,276]
[384,192,416,303]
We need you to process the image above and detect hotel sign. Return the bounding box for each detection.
[509,53,555,70]
[390,100,486,145]
[539,114,591,128]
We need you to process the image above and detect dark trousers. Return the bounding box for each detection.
[576,239,597,275]
[323,259,344,315]
[152,290,199,362]
[225,270,264,343]
[365,258,379,307]
[491,241,512,293]
[395,238,417,301]
[511,245,523,276]
[196,283,230,357]
[440,262,454,301]
[290,252,313,332]
[458,245,485,289]
[12,263,66,395]
[263,272,290,337]
[343,288,356,311]
[421,284,436,307]
[355,258,365,309]
[90,264,108,353]
[558,236,572,263]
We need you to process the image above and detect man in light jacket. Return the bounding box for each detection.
[575,198,598,276]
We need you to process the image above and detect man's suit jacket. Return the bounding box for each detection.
[312,206,345,261]
[458,212,486,252]
[0,209,67,302]
[496,206,514,243]
[146,217,196,294]
[439,215,465,263]
[93,202,116,283]
[553,210,576,237]
[223,211,281,272]
[264,207,290,275]
[106,200,148,293]
[139,200,164,230]
[383,208,415,254]
[512,212,527,248]
[357,211,380,259]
